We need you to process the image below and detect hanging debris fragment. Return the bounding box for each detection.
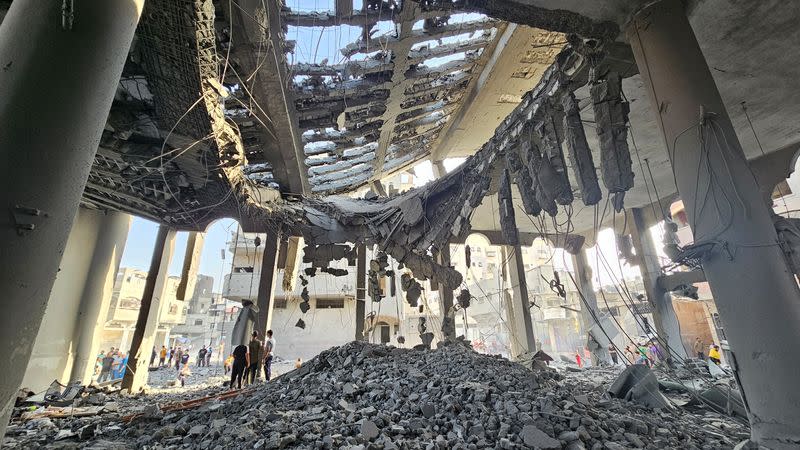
[507,149,543,217]
[498,168,520,246]
[534,102,574,205]
[302,244,357,268]
[464,245,472,269]
[591,71,634,212]
[561,91,601,206]
[295,318,306,329]
[456,289,472,309]
[521,138,558,216]
[320,267,348,277]
[400,273,422,307]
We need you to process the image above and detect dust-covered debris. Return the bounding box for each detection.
[4,343,749,449]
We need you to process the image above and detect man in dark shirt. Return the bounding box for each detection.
[230,343,249,389]
[98,348,115,382]
[198,346,208,367]
[247,331,262,385]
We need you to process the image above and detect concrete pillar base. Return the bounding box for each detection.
[628,0,800,445]
[0,0,143,434]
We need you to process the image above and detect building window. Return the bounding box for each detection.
[194,319,203,326]
[168,304,178,314]
[274,299,287,309]
[119,297,141,309]
[316,298,345,309]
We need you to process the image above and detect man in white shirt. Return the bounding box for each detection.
[263,329,275,381]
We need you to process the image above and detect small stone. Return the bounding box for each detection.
[558,431,580,442]
[624,432,645,448]
[520,425,560,449]
[361,420,380,440]
[187,424,206,437]
[420,403,435,418]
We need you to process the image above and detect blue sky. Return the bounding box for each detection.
[119,217,237,292]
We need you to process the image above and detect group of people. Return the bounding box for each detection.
[152,345,210,368]
[95,348,128,382]
[225,329,276,389]
[693,337,722,364]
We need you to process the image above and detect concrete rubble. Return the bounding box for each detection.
[4,343,748,449]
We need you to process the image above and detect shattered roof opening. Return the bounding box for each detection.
[283,0,510,194]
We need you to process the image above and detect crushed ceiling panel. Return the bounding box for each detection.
[80,0,638,289]
[282,1,505,194]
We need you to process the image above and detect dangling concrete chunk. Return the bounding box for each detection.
[498,168,519,246]
[534,101,573,205]
[507,149,542,217]
[562,90,601,206]
[522,138,558,216]
[591,71,634,211]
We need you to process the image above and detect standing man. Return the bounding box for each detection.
[247,331,262,384]
[159,346,167,367]
[98,349,115,383]
[174,347,183,373]
[693,337,705,360]
[150,347,157,367]
[198,346,208,367]
[230,342,249,389]
[263,330,275,381]
[608,344,619,365]
[206,346,213,366]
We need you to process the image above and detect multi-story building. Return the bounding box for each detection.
[99,267,188,353]
[169,275,232,357]
[223,233,410,361]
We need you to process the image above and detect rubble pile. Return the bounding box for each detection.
[4,342,748,449]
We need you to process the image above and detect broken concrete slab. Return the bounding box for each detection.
[607,364,672,410]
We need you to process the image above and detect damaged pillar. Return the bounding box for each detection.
[355,244,367,341]
[502,245,537,359]
[628,1,800,446]
[70,212,131,385]
[121,225,177,392]
[255,232,280,336]
[437,245,457,340]
[0,0,143,433]
[176,232,205,301]
[571,248,611,365]
[629,208,687,364]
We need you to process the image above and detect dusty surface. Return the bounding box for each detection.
[4,343,747,449]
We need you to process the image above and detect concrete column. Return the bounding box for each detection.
[629,209,687,364]
[255,232,280,336]
[571,249,611,365]
[628,1,800,446]
[437,245,456,340]
[162,328,171,347]
[355,244,367,341]
[119,327,132,353]
[176,232,205,301]
[502,245,537,358]
[121,225,177,392]
[70,211,130,384]
[0,0,143,433]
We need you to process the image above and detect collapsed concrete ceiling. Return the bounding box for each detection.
[3,0,798,281]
